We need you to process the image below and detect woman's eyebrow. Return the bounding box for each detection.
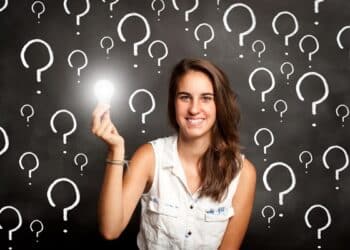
[176,92,214,96]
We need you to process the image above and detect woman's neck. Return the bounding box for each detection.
[177,132,211,166]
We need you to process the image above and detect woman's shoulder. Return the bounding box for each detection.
[239,156,257,183]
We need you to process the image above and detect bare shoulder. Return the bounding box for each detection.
[240,157,257,184]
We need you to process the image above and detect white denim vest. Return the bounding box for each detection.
[137,135,243,250]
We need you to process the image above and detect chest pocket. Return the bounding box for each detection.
[143,197,182,247]
[197,205,234,249]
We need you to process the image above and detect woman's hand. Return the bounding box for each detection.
[91,104,125,153]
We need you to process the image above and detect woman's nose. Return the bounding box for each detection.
[189,99,200,114]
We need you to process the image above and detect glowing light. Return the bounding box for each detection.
[94,80,114,105]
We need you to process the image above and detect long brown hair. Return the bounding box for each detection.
[168,58,242,202]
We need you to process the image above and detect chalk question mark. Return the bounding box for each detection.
[299,34,319,68]
[20,38,54,94]
[18,152,39,186]
[0,126,9,156]
[280,61,294,85]
[223,3,256,58]
[322,145,349,190]
[129,89,156,134]
[74,153,88,176]
[296,72,329,127]
[194,23,215,57]
[63,0,90,35]
[263,162,296,217]
[172,0,199,31]
[299,150,313,174]
[20,104,35,127]
[335,104,349,127]
[50,109,77,154]
[273,99,288,123]
[0,205,22,250]
[151,0,165,21]
[67,49,88,83]
[117,12,151,68]
[47,178,80,233]
[100,36,114,59]
[272,11,299,56]
[261,205,276,228]
[305,204,331,249]
[252,40,265,63]
[254,128,274,162]
[31,1,45,24]
[248,67,276,112]
[148,40,168,74]
[29,219,44,243]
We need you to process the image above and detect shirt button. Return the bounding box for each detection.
[190,205,194,209]
[187,231,192,236]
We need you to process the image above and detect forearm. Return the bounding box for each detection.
[98,148,125,239]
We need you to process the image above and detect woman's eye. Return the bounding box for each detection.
[179,95,190,101]
[202,96,213,102]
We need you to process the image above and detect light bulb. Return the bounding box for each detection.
[94,80,114,105]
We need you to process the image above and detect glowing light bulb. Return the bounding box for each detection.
[94,80,114,105]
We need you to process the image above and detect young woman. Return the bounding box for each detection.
[91,58,256,250]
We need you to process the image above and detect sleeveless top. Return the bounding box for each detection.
[136,134,243,250]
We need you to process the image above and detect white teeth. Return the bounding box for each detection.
[187,118,204,125]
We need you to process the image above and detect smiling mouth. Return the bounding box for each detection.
[186,118,205,125]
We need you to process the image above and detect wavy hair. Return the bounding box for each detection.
[168,58,242,202]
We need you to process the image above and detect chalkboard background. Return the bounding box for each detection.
[0,0,349,249]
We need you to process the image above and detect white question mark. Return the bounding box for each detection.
[273,99,288,123]
[0,126,9,156]
[151,0,165,21]
[20,38,54,94]
[67,49,88,83]
[305,204,331,249]
[263,162,296,216]
[280,61,294,85]
[314,0,325,25]
[117,12,151,68]
[322,145,349,190]
[252,40,265,63]
[172,0,199,31]
[50,109,77,154]
[31,1,45,24]
[47,178,80,234]
[299,150,313,174]
[63,0,90,35]
[335,104,349,127]
[261,205,276,228]
[105,0,119,18]
[74,153,88,176]
[223,3,256,58]
[296,71,329,127]
[254,128,274,162]
[0,205,22,248]
[29,219,44,243]
[336,25,350,58]
[20,104,35,127]
[147,40,168,74]
[272,11,299,56]
[248,67,276,112]
[0,0,8,12]
[194,23,215,57]
[100,36,114,59]
[19,152,39,186]
[299,34,319,68]
[129,89,156,134]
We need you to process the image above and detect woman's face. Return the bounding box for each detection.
[175,70,216,141]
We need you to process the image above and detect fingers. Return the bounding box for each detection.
[91,104,110,134]
[95,111,111,137]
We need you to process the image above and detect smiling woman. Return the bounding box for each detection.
[91,58,256,250]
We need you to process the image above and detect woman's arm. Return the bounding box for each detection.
[218,158,257,250]
[91,104,154,240]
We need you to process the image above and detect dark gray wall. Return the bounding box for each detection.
[0,0,349,249]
